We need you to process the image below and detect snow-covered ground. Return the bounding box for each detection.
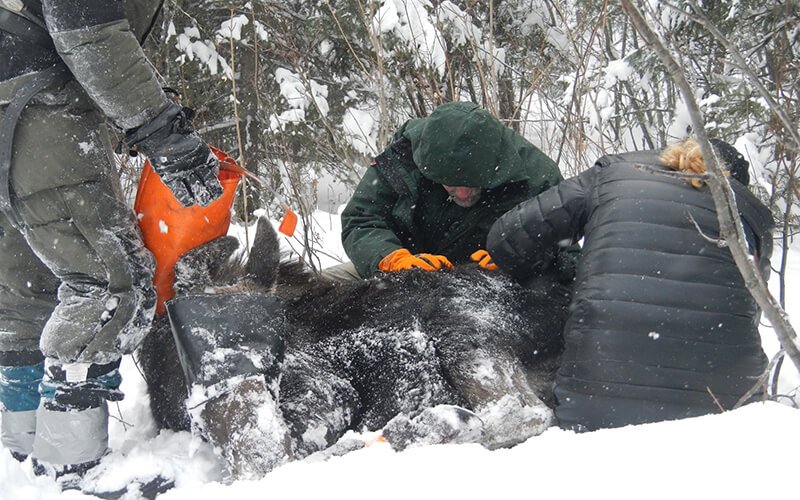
[1,210,799,500]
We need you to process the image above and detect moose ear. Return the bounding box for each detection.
[243,216,282,290]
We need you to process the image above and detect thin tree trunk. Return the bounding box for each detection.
[621,0,800,374]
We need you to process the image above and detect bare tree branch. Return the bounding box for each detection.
[668,0,800,151]
[734,350,782,409]
[706,386,726,412]
[686,211,727,247]
[621,0,800,375]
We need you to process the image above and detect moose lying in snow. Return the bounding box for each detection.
[137,218,570,478]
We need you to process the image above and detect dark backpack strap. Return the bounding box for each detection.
[372,137,417,199]
[0,64,70,227]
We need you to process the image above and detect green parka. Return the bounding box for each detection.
[341,102,562,278]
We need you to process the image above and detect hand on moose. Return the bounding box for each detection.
[471,249,498,271]
[378,248,454,272]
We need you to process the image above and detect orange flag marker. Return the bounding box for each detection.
[278,208,298,237]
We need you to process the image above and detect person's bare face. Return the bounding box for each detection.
[442,185,482,208]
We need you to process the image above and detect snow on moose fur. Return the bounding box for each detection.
[137,218,570,478]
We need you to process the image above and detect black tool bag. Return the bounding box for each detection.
[166,292,286,389]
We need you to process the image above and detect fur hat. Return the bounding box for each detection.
[710,139,750,186]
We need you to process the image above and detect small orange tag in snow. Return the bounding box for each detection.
[278,208,298,237]
[364,435,387,447]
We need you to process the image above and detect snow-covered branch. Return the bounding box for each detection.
[621,0,800,374]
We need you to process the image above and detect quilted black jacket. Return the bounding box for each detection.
[488,150,774,430]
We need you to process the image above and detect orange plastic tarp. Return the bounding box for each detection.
[134,147,241,315]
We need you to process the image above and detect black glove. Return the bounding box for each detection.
[125,101,223,207]
[555,246,579,284]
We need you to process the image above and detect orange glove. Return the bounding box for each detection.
[471,249,498,271]
[378,248,454,272]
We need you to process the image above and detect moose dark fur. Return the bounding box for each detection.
[137,218,570,465]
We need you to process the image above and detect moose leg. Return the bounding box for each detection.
[279,349,360,459]
[434,328,555,449]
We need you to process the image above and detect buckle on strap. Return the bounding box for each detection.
[43,358,121,383]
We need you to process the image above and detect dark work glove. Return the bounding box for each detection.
[125,101,223,207]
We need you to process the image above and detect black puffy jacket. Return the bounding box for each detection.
[488,151,774,431]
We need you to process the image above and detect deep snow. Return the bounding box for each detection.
[1,210,798,499]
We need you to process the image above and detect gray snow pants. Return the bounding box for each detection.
[0,79,156,364]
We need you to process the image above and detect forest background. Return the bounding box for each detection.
[127,0,799,397]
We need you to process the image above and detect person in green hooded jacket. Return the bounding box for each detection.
[334,101,563,280]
